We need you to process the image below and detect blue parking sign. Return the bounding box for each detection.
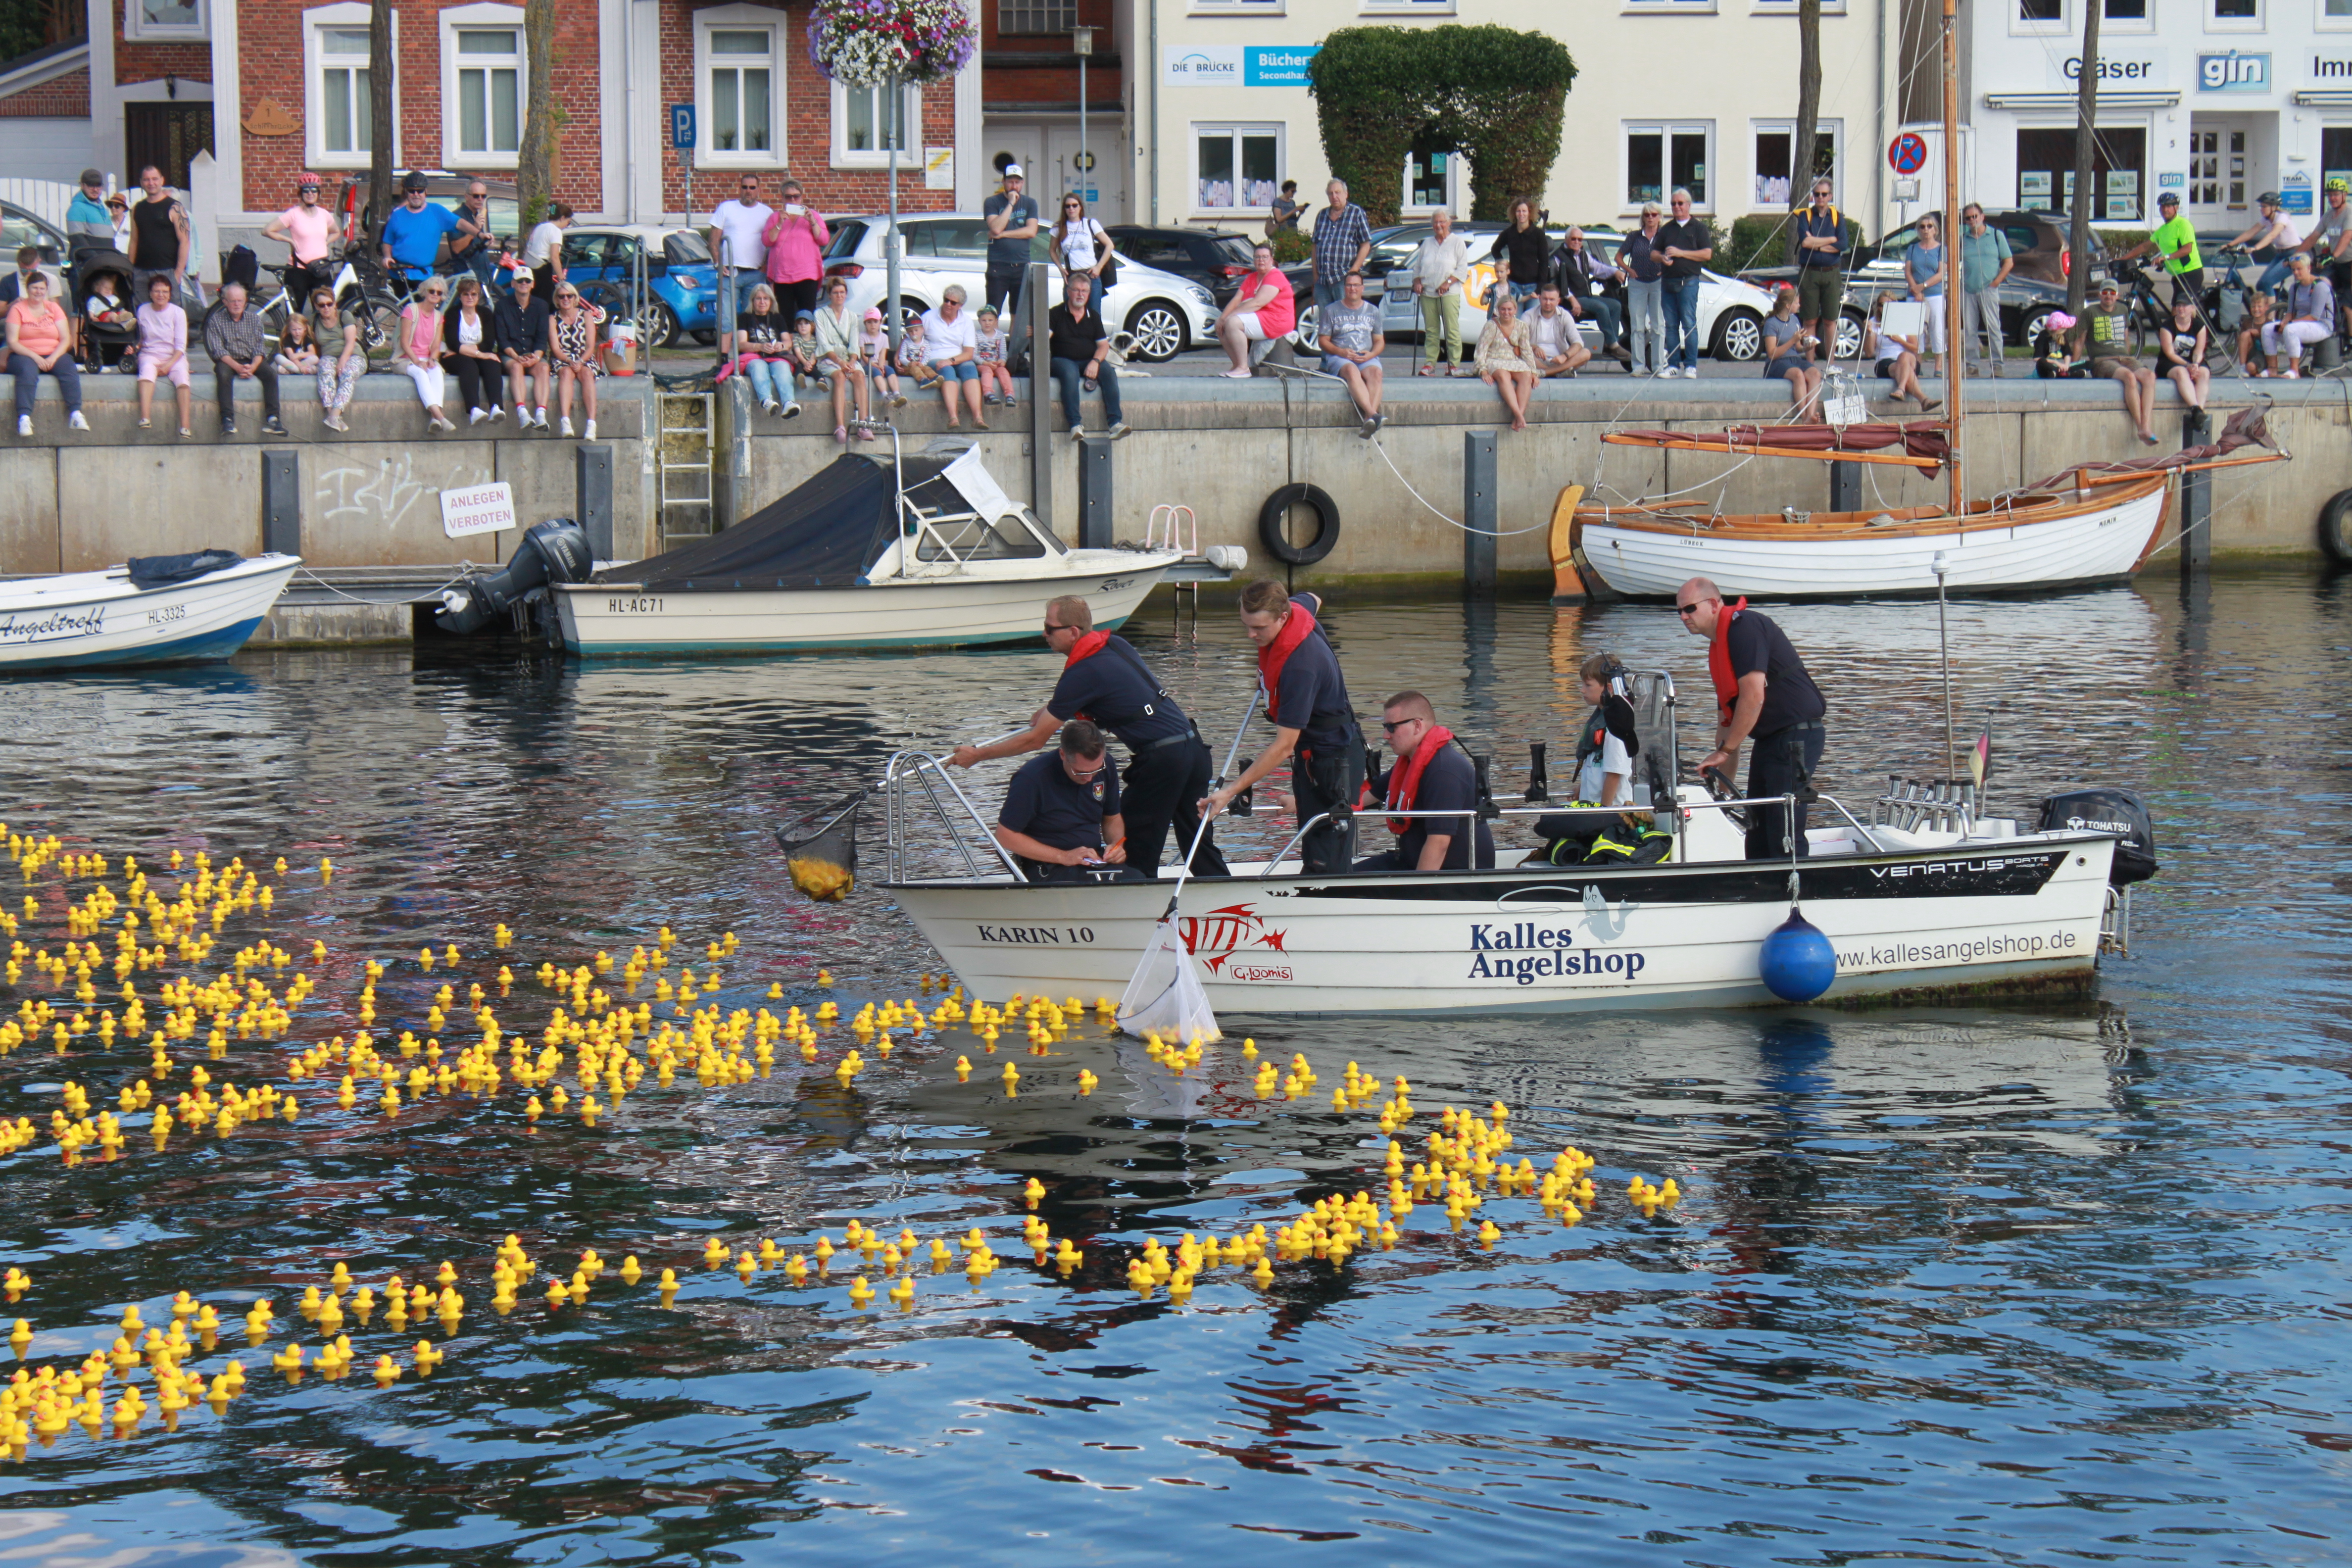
[670,104,696,150]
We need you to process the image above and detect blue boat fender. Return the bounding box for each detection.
[1760,908,1837,1002]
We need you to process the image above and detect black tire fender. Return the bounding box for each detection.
[1258,483,1340,566]
[2321,488,2352,565]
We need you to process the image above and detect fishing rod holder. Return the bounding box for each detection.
[1871,776,1976,836]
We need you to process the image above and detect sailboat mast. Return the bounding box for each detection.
[1942,0,1965,518]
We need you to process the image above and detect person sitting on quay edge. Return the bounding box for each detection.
[1474,291,1539,433]
[2260,251,2336,380]
[1217,241,1295,378]
[5,271,88,437]
[1199,579,1363,874]
[993,720,1143,884]
[2031,310,2086,380]
[2156,296,2210,413]
[1527,282,1592,380]
[2084,278,2159,444]
[921,285,986,430]
[441,274,503,425]
[202,280,289,439]
[1862,295,1934,412]
[1550,227,1629,367]
[2232,291,2273,375]
[1761,285,1823,418]
[950,593,1224,878]
[495,268,554,430]
[1317,269,1386,437]
[1046,273,1129,441]
[133,271,192,437]
[392,274,457,433]
[1677,576,1827,862]
[1355,691,1495,874]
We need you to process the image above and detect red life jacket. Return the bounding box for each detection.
[1706,596,1751,725]
[1384,726,1456,836]
[1256,601,1318,695]
[1062,629,1111,669]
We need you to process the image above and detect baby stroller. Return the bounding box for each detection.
[70,246,138,373]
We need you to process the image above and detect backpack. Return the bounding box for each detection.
[221,244,259,294]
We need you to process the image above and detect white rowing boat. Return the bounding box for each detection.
[552,439,1181,656]
[0,552,299,672]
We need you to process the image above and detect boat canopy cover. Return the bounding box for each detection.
[607,452,936,591]
[127,550,244,588]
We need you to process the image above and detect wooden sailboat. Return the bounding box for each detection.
[1552,0,2287,603]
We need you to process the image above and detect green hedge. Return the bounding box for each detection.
[1269,229,1312,266]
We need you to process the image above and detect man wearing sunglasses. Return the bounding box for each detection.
[949,595,1225,878]
[1676,577,1826,860]
[1355,691,1492,873]
[991,720,1143,883]
[709,176,774,310]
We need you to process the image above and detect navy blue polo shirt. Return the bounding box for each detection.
[1270,605,1357,757]
[1046,636,1190,748]
[999,750,1123,853]
[1374,741,1495,870]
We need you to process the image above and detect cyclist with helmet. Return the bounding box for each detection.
[262,174,338,306]
[2114,190,2203,310]
[2227,191,2302,293]
[380,171,460,286]
[2293,176,2352,338]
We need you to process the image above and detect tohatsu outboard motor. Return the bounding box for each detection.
[2037,786,2156,885]
[435,518,594,636]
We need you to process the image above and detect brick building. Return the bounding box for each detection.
[978,0,1127,221]
[0,0,985,259]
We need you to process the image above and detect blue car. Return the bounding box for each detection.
[560,224,720,348]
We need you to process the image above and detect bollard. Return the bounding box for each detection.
[575,442,614,561]
[1829,459,1861,513]
[1463,429,1497,596]
[1029,260,1053,536]
[261,448,300,557]
[2180,407,2211,582]
[1076,435,1113,549]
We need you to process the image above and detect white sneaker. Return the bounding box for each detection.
[533,407,548,430]
[490,404,507,423]
[14,416,28,436]
[67,410,88,431]
[560,416,575,438]
[783,402,801,420]
[583,419,596,441]
[469,407,487,425]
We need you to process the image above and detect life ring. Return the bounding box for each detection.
[2322,488,2352,565]
[1258,483,1340,566]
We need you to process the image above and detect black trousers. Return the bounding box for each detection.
[212,361,279,426]
[985,262,1026,318]
[442,352,499,412]
[1745,723,1826,861]
[1292,743,1364,875]
[1122,736,1227,877]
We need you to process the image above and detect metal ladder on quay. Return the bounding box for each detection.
[656,391,715,542]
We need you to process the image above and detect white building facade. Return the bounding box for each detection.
[1970,0,2352,231]
[1121,0,1902,234]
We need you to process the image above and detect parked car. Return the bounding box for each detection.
[1740,208,2104,298]
[0,199,68,266]
[1102,226,1257,304]
[560,225,720,348]
[334,172,523,270]
[820,213,1218,362]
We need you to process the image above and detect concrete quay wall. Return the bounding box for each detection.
[1,375,2338,619]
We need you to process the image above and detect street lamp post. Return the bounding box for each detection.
[886,71,903,356]
[1073,26,1095,210]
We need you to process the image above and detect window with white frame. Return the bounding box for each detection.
[1194,123,1283,212]
[1188,0,1283,10]
[832,79,921,168]
[2209,0,2261,23]
[126,0,206,39]
[1751,0,1846,14]
[305,5,395,167]
[442,5,525,163]
[1623,0,1717,12]
[1363,0,1457,12]
[696,7,785,163]
[1404,145,1459,211]
[2103,0,2151,26]
[1752,121,1840,206]
[2015,0,2064,32]
[2325,0,2352,27]
[1625,122,1711,209]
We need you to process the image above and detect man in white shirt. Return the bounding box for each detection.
[709,176,774,310]
[1528,284,1591,377]
[1408,211,1470,374]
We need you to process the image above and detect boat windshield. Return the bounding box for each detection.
[912,514,1049,562]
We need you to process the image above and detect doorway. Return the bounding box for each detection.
[983,122,1127,224]
[125,102,214,190]
[2187,113,2274,228]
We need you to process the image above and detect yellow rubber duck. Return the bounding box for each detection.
[888,1276,915,1307]
[703,1236,730,1267]
[847,1275,874,1308]
[372,1354,400,1388]
[413,1340,443,1374]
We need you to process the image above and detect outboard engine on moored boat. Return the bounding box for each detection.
[435,519,594,636]
[2037,787,2157,885]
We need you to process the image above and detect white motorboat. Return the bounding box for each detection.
[845,673,2151,1018]
[0,551,299,672]
[552,439,1181,656]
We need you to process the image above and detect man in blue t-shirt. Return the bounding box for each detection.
[981,163,1040,319]
[1200,579,1363,874]
[994,720,1143,883]
[379,172,461,284]
[948,594,1226,877]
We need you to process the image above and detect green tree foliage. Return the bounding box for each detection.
[0,0,77,66]
[1307,25,1575,225]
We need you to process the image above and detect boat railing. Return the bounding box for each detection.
[881,737,1026,884]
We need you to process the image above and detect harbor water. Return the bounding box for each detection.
[2,572,2347,1565]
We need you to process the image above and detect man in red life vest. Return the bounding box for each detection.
[1676,576,1828,860]
[948,593,1225,876]
[1354,691,1494,872]
[1199,578,1363,874]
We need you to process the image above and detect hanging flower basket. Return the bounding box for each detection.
[808,0,977,88]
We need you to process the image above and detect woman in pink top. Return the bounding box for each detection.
[1215,241,1297,377]
[760,178,831,319]
[5,272,87,437]
[395,277,455,431]
[134,272,192,436]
